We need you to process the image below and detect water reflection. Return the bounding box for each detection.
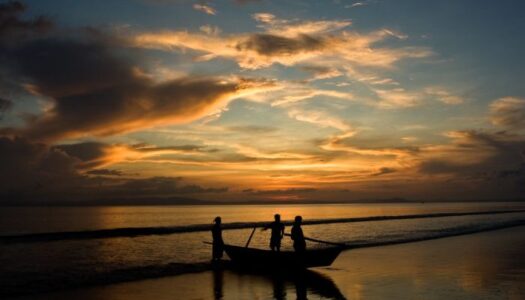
[213,268,346,300]
[213,269,223,300]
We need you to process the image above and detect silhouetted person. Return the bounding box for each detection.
[212,216,224,261]
[262,214,285,251]
[291,216,306,253]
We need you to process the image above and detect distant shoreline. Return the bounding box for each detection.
[1,198,524,207]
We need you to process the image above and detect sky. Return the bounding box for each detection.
[0,0,524,204]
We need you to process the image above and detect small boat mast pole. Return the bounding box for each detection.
[245,227,257,247]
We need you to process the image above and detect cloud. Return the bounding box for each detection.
[0,136,81,194]
[370,86,463,109]
[0,8,270,141]
[287,108,355,132]
[132,14,431,70]
[346,2,368,9]
[236,33,324,56]
[106,176,228,195]
[251,13,351,37]
[56,142,111,169]
[248,81,355,106]
[242,187,317,194]
[227,125,278,134]
[425,87,464,105]
[86,169,123,176]
[199,24,221,35]
[372,167,397,176]
[490,97,525,129]
[56,141,220,170]
[373,88,420,108]
[300,65,343,81]
[0,136,229,203]
[192,3,216,15]
[0,1,52,41]
[417,131,525,179]
[0,97,12,118]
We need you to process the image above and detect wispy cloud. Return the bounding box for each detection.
[287,108,355,132]
[425,87,464,105]
[490,97,525,129]
[193,3,216,15]
[132,14,431,70]
[345,2,367,9]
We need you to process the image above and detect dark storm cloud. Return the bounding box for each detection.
[13,41,239,141]
[0,136,81,194]
[0,2,251,142]
[0,137,229,203]
[0,1,52,40]
[56,142,107,163]
[0,97,12,114]
[99,176,228,196]
[236,33,324,56]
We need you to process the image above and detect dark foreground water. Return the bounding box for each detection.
[22,226,525,300]
[1,202,525,297]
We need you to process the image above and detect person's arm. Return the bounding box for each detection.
[280,224,285,238]
[260,223,270,231]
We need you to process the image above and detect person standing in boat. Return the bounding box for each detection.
[212,216,224,261]
[262,214,285,251]
[291,215,306,253]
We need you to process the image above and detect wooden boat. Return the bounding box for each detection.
[223,244,343,269]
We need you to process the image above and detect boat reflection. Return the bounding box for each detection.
[212,267,346,300]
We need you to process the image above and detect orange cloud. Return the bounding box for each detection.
[132,15,431,70]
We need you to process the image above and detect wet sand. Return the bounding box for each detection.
[20,226,525,300]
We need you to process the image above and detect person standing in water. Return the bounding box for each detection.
[262,214,285,251]
[212,216,224,261]
[291,216,306,253]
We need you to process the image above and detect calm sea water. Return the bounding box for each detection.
[1,202,525,297]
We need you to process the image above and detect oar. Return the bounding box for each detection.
[284,233,347,247]
[245,227,257,248]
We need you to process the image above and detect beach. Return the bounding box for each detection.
[20,225,525,300]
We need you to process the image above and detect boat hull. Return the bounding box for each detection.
[223,244,342,269]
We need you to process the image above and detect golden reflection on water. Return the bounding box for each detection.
[79,202,525,230]
[323,226,525,299]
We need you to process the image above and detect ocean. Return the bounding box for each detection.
[1,202,525,297]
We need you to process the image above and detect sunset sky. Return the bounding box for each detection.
[1,0,524,203]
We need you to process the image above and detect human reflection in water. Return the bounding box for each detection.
[212,269,223,300]
[268,270,346,300]
[212,216,224,261]
[272,274,287,300]
[228,266,346,299]
[294,272,308,300]
[291,216,306,254]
